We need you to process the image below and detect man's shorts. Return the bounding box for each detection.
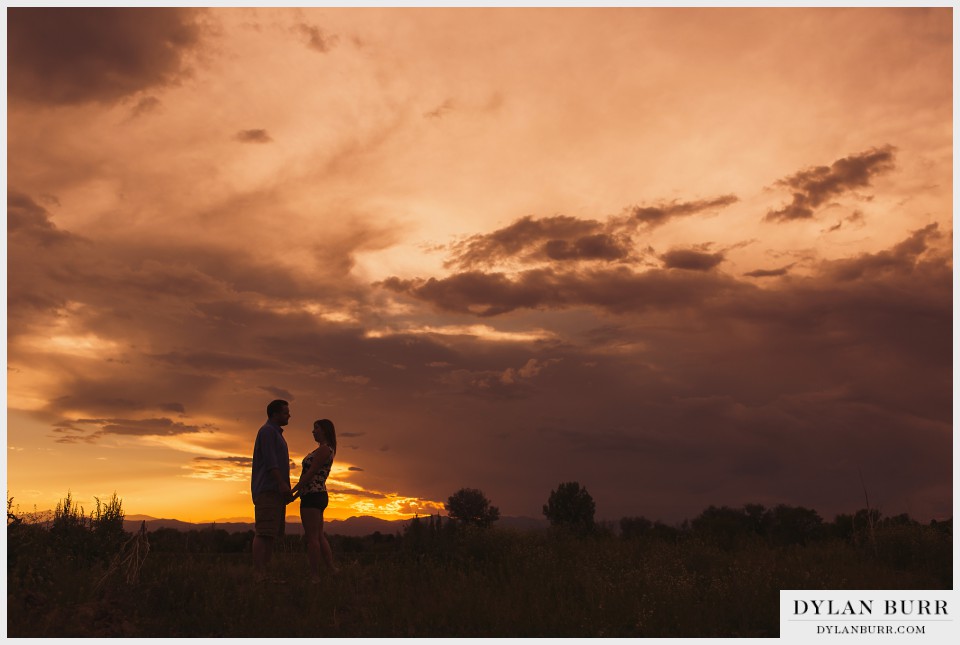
[253,490,286,538]
[300,491,329,511]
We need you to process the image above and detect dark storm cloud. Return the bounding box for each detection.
[766,146,896,222]
[46,371,221,420]
[661,249,725,271]
[821,223,940,282]
[743,266,792,278]
[6,188,432,439]
[9,162,949,524]
[446,215,632,269]
[444,198,740,271]
[235,129,273,143]
[7,7,203,105]
[6,189,374,344]
[542,234,633,262]
[7,191,79,245]
[380,267,749,317]
[369,222,950,522]
[632,194,739,228]
[52,417,214,443]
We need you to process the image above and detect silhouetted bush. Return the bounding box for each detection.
[543,482,595,535]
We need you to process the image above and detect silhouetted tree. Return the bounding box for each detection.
[543,481,595,533]
[929,518,952,536]
[620,516,653,539]
[880,513,918,528]
[766,504,823,546]
[649,520,682,542]
[743,503,769,535]
[691,505,754,549]
[831,513,855,541]
[446,488,500,528]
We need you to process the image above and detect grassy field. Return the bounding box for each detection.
[6,508,952,638]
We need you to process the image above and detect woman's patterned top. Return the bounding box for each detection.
[301,446,335,494]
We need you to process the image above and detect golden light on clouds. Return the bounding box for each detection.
[5,7,952,526]
[365,323,556,343]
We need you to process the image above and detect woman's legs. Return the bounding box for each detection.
[300,506,323,580]
[318,518,338,573]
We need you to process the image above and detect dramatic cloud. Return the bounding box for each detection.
[7,7,203,105]
[381,266,750,317]
[53,417,215,443]
[766,146,896,222]
[7,191,78,245]
[821,223,942,282]
[446,215,617,269]
[632,195,739,228]
[542,234,634,262]
[661,249,725,271]
[444,197,738,272]
[6,8,950,525]
[743,266,792,278]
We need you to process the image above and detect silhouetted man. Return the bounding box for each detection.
[251,399,292,582]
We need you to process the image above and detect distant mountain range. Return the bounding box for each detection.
[122,514,548,537]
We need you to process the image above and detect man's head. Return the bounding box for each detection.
[266,399,290,426]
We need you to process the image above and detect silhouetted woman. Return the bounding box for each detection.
[292,418,339,579]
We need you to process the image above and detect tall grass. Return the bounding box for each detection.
[6,499,952,637]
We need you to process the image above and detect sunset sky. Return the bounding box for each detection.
[5,6,954,525]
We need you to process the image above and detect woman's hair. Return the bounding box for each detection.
[314,418,337,452]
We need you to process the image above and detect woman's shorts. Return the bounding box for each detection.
[300,491,329,511]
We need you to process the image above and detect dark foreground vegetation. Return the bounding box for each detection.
[7,493,952,637]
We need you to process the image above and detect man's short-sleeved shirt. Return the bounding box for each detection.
[251,420,290,499]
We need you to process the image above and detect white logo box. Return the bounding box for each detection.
[780,589,958,642]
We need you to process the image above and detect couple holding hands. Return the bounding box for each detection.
[251,399,338,583]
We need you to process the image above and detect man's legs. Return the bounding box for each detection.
[253,491,284,581]
[253,534,274,580]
